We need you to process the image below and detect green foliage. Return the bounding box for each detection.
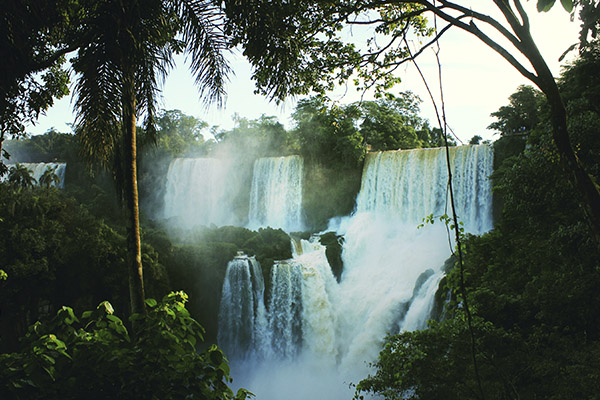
[469,135,482,145]
[7,164,37,188]
[357,53,600,400]
[488,85,545,137]
[223,1,430,100]
[38,167,61,189]
[0,292,251,400]
[292,97,365,169]
[214,114,295,158]
[559,40,600,176]
[141,109,211,158]
[358,92,430,151]
[0,0,76,140]
[537,0,566,12]
[0,184,168,351]
[3,130,79,163]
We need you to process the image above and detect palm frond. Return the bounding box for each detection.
[72,37,123,168]
[173,0,231,107]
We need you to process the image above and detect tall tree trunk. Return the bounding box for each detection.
[123,74,146,316]
[545,84,600,242]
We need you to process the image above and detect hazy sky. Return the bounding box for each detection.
[27,2,580,144]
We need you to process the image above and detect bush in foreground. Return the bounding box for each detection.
[0,292,250,400]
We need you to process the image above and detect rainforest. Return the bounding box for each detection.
[1,1,600,400]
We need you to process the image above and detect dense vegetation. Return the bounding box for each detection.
[355,42,600,400]
[2,1,599,398]
[0,292,250,400]
[3,43,598,396]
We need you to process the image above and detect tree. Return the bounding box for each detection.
[0,0,80,176]
[291,96,365,168]
[151,109,209,154]
[7,164,37,189]
[488,85,544,137]
[469,135,483,145]
[358,92,429,150]
[223,0,600,240]
[354,45,600,400]
[38,166,61,189]
[73,0,230,316]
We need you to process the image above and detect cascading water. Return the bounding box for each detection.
[218,253,269,359]
[268,260,304,358]
[163,158,238,229]
[247,155,304,232]
[219,145,494,399]
[356,144,493,233]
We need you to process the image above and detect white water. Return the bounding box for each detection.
[247,155,304,232]
[219,145,494,399]
[218,254,269,359]
[163,158,238,229]
[1,162,67,188]
[356,145,493,234]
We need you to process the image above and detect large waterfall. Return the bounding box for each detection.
[162,155,304,231]
[163,158,238,229]
[218,145,494,399]
[356,145,493,233]
[247,155,304,232]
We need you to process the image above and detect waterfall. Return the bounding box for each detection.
[218,253,268,359]
[356,144,493,233]
[163,158,238,229]
[268,260,304,358]
[219,145,494,399]
[2,163,67,188]
[248,155,304,232]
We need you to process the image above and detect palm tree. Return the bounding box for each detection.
[72,0,230,316]
[39,166,61,188]
[8,164,37,189]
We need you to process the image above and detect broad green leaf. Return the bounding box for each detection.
[537,0,556,12]
[145,298,158,308]
[209,348,224,365]
[106,314,123,324]
[560,0,573,12]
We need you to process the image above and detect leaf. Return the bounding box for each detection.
[106,314,123,324]
[537,0,556,12]
[98,301,114,315]
[145,298,158,308]
[560,0,573,12]
[209,348,224,366]
[559,43,578,61]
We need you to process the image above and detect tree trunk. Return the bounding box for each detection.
[545,84,600,242]
[520,32,600,243]
[123,75,146,316]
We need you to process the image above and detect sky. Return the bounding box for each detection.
[26,2,581,144]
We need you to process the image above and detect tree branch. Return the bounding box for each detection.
[26,43,80,76]
[408,0,541,85]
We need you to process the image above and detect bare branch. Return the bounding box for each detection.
[407,0,541,85]
[513,0,530,31]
